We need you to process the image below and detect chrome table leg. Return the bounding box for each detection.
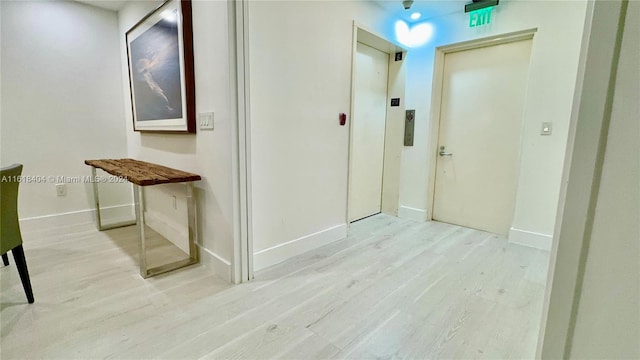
[137,182,199,278]
[91,166,136,231]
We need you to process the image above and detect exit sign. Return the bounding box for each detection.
[469,6,493,27]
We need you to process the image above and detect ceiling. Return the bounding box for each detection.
[75,0,128,11]
[75,0,467,21]
[373,0,467,22]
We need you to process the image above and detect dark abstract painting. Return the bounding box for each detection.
[126,0,195,133]
[130,10,182,121]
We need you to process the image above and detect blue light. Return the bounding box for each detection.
[395,20,433,48]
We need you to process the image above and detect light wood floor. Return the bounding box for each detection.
[1,214,549,359]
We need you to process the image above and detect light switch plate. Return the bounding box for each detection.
[541,122,552,135]
[199,112,214,130]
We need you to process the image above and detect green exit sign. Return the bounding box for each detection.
[469,6,493,27]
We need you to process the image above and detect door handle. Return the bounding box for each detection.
[439,146,453,157]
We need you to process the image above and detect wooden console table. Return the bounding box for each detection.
[85,158,201,278]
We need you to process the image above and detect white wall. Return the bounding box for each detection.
[0,0,129,225]
[117,0,237,281]
[539,1,639,357]
[247,0,588,269]
[399,1,587,250]
[247,1,393,269]
[568,0,639,356]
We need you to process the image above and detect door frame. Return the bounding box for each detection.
[538,0,630,356]
[346,23,407,224]
[425,28,538,222]
[232,0,253,283]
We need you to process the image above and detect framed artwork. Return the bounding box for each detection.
[126,0,195,133]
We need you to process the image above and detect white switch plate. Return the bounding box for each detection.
[199,112,214,130]
[541,122,552,135]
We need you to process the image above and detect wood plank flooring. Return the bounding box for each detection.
[0,214,549,359]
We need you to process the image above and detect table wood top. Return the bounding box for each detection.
[85,158,201,186]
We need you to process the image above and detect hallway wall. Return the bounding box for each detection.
[399,1,588,249]
[2,0,590,276]
[540,1,639,357]
[247,1,589,269]
[0,1,129,226]
[568,0,639,356]
[117,0,238,281]
[248,1,392,269]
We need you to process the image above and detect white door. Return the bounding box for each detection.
[349,42,389,222]
[433,39,532,236]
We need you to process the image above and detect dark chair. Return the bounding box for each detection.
[1,164,34,304]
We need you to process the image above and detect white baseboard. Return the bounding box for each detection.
[101,204,135,224]
[20,204,134,230]
[397,206,427,222]
[253,224,347,271]
[509,227,552,251]
[198,246,232,283]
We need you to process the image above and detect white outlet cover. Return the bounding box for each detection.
[56,183,66,196]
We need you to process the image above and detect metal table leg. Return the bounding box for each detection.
[91,166,136,231]
[134,184,147,277]
[186,182,199,264]
[136,182,199,278]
